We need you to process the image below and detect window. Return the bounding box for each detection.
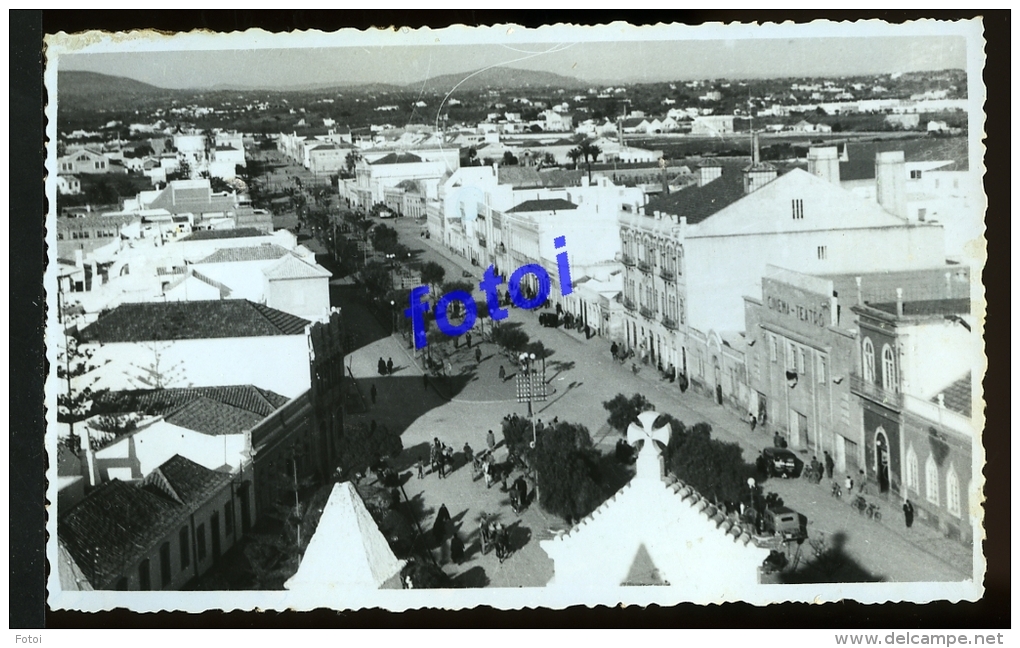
[797,347,806,375]
[197,523,207,561]
[677,246,683,275]
[160,542,172,587]
[138,558,151,591]
[179,527,190,569]
[946,466,961,517]
[791,199,804,220]
[910,169,922,180]
[881,344,897,391]
[225,501,234,536]
[786,340,797,372]
[917,208,927,221]
[925,455,939,505]
[905,446,919,493]
[817,245,827,260]
[862,337,875,383]
[816,353,827,384]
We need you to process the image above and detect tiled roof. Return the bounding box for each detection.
[498,166,543,188]
[371,152,423,165]
[537,168,583,187]
[94,385,290,418]
[931,372,972,418]
[507,198,578,213]
[642,166,748,224]
[59,456,230,588]
[163,396,265,436]
[263,254,332,280]
[838,136,968,181]
[179,227,266,242]
[79,300,310,342]
[196,243,290,264]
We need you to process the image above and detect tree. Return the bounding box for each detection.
[344,149,363,178]
[360,260,392,296]
[501,150,519,166]
[491,326,529,356]
[533,420,605,524]
[419,261,446,294]
[566,147,582,170]
[602,393,654,433]
[56,334,107,449]
[663,420,757,506]
[540,152,557,167]
[166,159,191,182]
[578,139,602,183]
[370,224,400,255]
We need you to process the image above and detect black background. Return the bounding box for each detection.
[11,9,1009,630]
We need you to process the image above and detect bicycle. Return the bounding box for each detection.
[850,495,868,515]
[866,502,882,521]
[830,482,842,499]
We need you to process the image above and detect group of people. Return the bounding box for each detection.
[420,437,458,479]
[377,356,395,376]
[478,513,512,562]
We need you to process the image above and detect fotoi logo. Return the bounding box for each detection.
[405,235,573,349]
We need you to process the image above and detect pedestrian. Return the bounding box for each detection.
[748,412,757,431]
[475,347,482,364]
[378,357,387,376]
[610,342,619,359]
[416,459,424,479]
[466,332,472,348]
[845,474,854,494]
[463,442,474,465]
[450,533,464,564]
[437,450,446,479]
[443,445,454,472]
[858,469,867,494]
[370,383,377,405]
[433,503,451,543]
[824,451,835,480]
[482,458,493,489]
[486,429,496,453]
[422,372,428,391]
[773,431,783,448]
[903,499,915,528]
[387,357,394,375]
[498,365,506,382]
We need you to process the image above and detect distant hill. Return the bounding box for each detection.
[58,70,165,99]
[409,67,589,94]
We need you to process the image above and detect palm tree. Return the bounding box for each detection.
[566,147,582,170]
[578,139,602,183]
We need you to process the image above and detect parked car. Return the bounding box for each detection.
[757,447,802,478]
[762,506,806,541]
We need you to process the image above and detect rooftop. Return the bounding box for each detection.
[507,198,578,213]
[867,298,970,318]
[93,384,290,418]
[931,372,972,418]
[642,166,749,224]
[179,227,266,242]
[163,396,267,436]
[79,300,310,343]
[838,136,968,181]
[196,243,291,264]
[370,152,423,165]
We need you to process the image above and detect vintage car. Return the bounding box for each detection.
[757,447,802,478]
[762,506,806,541]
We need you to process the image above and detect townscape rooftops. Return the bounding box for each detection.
[59,455,229,588]
[262,253,333,280]
[838,137,968,181]
[179,227,266,242]
[507,198,578,213]
[196,243,291,264]
[370,152,423,165]
[78,300,310,343]
[931,371,972,418]
[94,384,290,419]
[163,396,267,436]
[497,166,543,188]
[642,165,749,224]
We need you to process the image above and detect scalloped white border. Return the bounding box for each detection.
[43,17,987,613]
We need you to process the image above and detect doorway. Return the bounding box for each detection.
[875,429,891,493]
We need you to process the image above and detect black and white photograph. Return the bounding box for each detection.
[42,17,986,613]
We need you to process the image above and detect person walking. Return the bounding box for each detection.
[377,357,387,376]
[486,429,496,453]
[845,474,854,494]
[858,469,867,494]
[422,372,428,391]
[465,332,472,348]
[902,499,915,528]
[475,347,482,364]
[433,503,451,543]
[450,533,465,564]
[482,458,493,489]
[416,459,424,479]
[387,357,394,375]
[824,451,835,480]
[498,365,506,382]
[370,383,377,405]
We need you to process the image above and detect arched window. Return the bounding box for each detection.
[677,246,684,275]
[946,466,961,517]
[862,337,876,383]
[925,455,940,505]
[905,445,919,493]
[882,344,897,391]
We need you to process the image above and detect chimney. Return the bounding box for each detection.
[751,132,761,165]
[807,146,841,185]
[855,276,862,305]
[697,163,721,187]
[895,287,904,317]
[876,151,908,219]
[80,425,99,488]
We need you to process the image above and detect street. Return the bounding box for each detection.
[334,212,974,586]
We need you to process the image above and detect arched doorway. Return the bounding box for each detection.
[875,428,891,493]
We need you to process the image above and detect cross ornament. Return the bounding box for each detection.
[627,410,671,451]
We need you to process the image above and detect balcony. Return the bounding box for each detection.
[659,268,676,282]
[640,306,656,320]
[623,297,637,312]
[662,316,678,330]
[638,260,653,274]
[621,254,636,267]
[850,373,903,410]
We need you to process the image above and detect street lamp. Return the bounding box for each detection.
[519,351,540,503]
[389,299,396,335]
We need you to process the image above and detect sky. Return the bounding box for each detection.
[57,35,968,90]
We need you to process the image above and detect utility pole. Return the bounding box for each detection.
[516,352,547,504]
